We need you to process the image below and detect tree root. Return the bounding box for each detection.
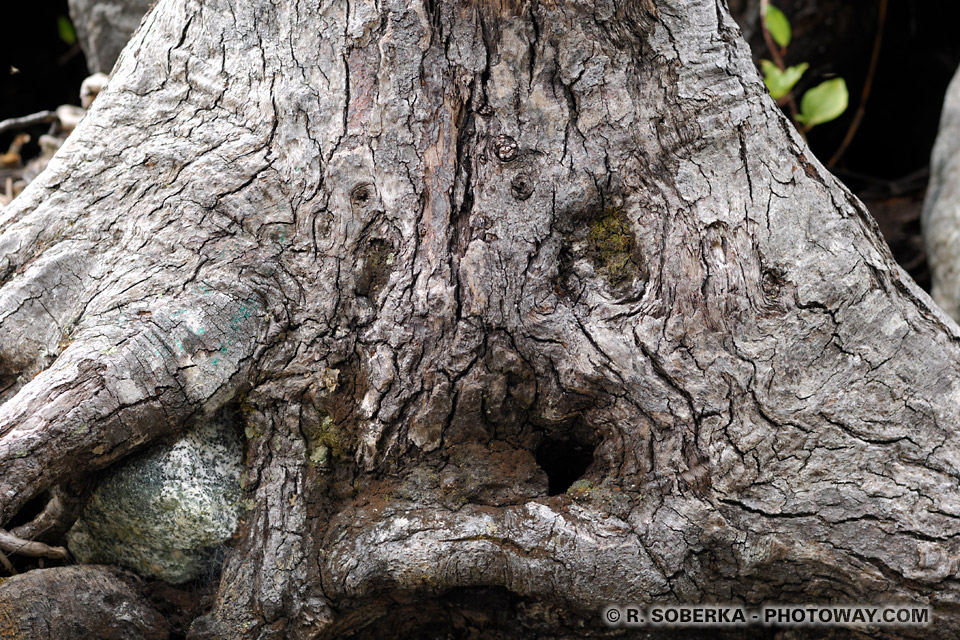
[0,565,167,639]
[0,528,66,559]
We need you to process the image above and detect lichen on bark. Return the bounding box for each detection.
[587,206,647,287]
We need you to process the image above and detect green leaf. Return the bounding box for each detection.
[57,16,77,46]
[761,60,808,100]
[764,5,791,49]
[796,77,849,128]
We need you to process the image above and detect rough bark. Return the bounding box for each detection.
[0,565,168,639]
[1,0,960,638]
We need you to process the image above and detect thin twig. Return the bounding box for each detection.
[758,0,785,69]
[0,111,57,137]
[0,529,67,560]
[828,0,888,167]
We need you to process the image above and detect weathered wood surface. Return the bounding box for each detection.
[0,0,957,637]
[0,565,168,639]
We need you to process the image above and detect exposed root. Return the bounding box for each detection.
[11,479,94,543]
[0,289,264,527]
[0,529,67,559]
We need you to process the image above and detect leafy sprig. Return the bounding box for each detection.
[759,2,848,134]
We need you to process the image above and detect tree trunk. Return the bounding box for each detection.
[1,0,959,638]
[0,566,167,639]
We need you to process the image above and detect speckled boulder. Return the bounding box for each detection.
[66,415,244,584]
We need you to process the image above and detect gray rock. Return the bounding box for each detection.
[924,65,960,322]
[68,0,154,74]
[66,414,245,584]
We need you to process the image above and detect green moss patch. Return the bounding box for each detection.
[305,415,352,467]
[587,207,644,286]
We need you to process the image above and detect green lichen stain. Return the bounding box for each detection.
[566,479,595,499]
[588,207,645,286]
[309,445,329,467]
[566,478,632,514]
[239,396,262,440]
[305,415,349,466]
[229,304,254,333]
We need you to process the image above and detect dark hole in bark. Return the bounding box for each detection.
[350,183,380,218]
[355,238,395,300]
[350,184,371,205]
[535,436,595,495]
[510,172,535,200]
[143,579,218,640]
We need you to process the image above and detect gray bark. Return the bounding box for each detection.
[0,565,167,639]
[1,0,959,638]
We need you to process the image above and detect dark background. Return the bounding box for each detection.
[1,1,88,161]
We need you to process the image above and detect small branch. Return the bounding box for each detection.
[0,529,68,559]
[0,111,56,137]
[758,0,786,70]
[827,0,888,168]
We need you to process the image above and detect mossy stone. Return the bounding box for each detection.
[66,416,244,584]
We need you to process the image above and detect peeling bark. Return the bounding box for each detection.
[0,0,958,638]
